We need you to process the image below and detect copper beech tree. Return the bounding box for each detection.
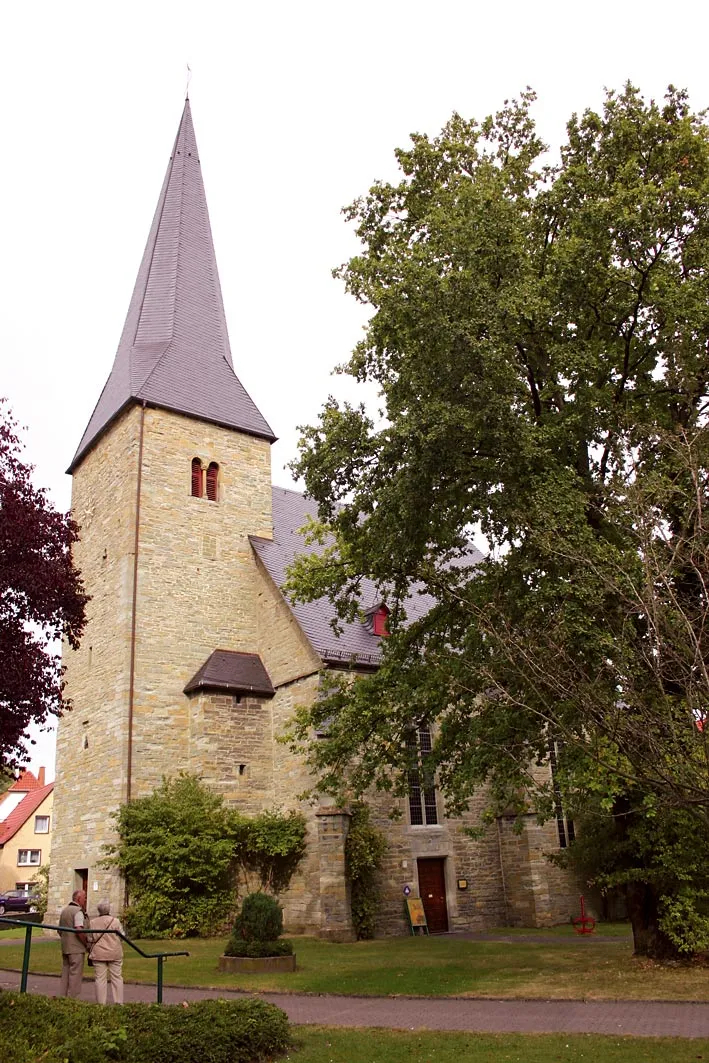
[286,86,709,958]
[0,401,88,767]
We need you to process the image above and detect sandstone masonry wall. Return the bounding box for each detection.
[49,406,143,918]
[50,407,274,918]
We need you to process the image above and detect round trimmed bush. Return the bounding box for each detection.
[225,891,293,960]
[232,892,283,943]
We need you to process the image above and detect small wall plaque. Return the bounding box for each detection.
[457,878,468,891]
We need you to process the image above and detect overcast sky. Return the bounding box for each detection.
[4,0,708,775]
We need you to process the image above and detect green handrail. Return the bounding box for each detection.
[0,915,189,1003]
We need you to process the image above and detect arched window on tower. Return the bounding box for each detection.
[191,458,204,498]
[206,462,219,502]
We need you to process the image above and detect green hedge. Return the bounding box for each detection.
[224,938,294,957]
[0,992,290,1063]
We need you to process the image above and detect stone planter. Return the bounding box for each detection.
[218,953,296,973]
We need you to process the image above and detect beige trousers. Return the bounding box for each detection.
[59,952,85,997]
[93,958,124,1004]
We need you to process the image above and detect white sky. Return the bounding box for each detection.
[3,0,708,777]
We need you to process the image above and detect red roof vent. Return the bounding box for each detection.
[363,603,391,633]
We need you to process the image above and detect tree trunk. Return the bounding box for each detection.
[625,882,680,959]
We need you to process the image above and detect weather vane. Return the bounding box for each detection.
[185,63,192,100]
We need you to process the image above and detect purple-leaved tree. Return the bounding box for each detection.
[0,401,88,768]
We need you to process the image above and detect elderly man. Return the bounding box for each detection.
[89,900,124,1005]
[58,889,89,997]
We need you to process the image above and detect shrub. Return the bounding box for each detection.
[225,892,293,959]
[102,774,239,938]
[346,802,387,940]
[0,992,290,1063]
[224,938,294,957]
[104,775,307,938]
[233,892,283,942]
[234,809,308,894]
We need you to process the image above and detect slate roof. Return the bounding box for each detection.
[185,650,275,699]
[70,99,275,472]
[251,487,484,668]
[0,783,53,847]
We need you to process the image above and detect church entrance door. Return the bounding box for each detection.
[417,857,448,933]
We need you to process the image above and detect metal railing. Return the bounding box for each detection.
[0,916,189,1003]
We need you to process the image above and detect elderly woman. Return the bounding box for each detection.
[89,900,124,1005]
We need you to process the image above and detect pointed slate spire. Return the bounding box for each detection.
[70,100,275,470]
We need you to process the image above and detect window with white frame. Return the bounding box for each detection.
[406,724,439,826]
[17,849,41,866]
[34,815,50,834]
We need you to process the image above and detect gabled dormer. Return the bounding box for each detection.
[363,602,390,638]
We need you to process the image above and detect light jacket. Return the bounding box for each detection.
[89,915,123,963]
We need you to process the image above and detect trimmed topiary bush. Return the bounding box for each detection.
[224,891,294,960]
[0,992,290,1063]
[233,891,283,941]
[225,938,294,958]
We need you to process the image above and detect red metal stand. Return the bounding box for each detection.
[573,895,596,935]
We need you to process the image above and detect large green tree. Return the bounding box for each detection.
[287,85,709,958]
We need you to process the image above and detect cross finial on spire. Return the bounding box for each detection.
[185,63,192,100]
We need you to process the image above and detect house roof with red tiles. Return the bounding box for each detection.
[0,783,53,847]
[70,98,275,472]
[7,769,44,793]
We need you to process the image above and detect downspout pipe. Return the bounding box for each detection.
[126,402,146,804]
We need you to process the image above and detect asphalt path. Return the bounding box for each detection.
[1,968,709,1038]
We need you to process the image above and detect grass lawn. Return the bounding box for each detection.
[288,1027,709,1062]
[0,926,707,1000]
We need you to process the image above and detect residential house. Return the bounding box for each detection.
[0,769,53,894]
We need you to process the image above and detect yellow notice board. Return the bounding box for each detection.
[405,897,428,929]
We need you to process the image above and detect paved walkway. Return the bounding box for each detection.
[1,968,709,1038]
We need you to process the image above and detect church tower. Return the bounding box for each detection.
[48,100,287,916]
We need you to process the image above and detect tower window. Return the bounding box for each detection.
[191,458,203,498]
[206,462,219,502]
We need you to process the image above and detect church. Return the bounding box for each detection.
[48,100,579,937]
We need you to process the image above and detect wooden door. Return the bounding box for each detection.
[417,857,448,933]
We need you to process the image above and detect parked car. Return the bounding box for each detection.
[0,890,40,915]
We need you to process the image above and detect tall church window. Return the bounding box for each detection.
[191,458,203,498]
[206,462,219,502]
[407,724,439,826]
[549,739,575,848]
